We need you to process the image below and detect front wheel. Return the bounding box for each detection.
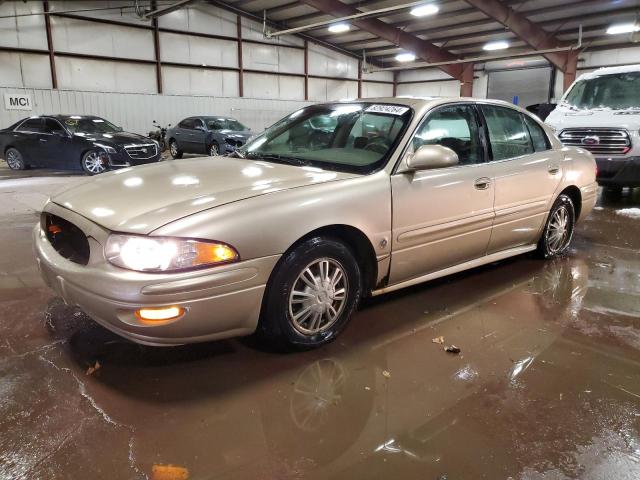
[258,237,362,350]
[537,194,575,259]
[169,139,183,159]
[5,147,27,170]
[81,150,107,175]
[208,142,220,157]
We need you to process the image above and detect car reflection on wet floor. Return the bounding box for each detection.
[1,172,639,480]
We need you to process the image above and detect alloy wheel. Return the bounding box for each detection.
[6,150,23,170]
[170,141,178,156]
[546,206,570,254]
[84,152,106,174]
[210,144,219,156]
[288,258,348,335]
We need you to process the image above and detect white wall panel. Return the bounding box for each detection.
[158,5,237,37]
[51,16,154,60]
[160,32,238,68]
[55,56,156,94]
[580,47,640,69]
[243,43,304,74]
[0,87,312,134]
[397,81,460,97]
[0,52,52,89]
[397,68,454,83]
[309,78,358,102]
[362,70,394,82]
[0,1,47,50]
[361,82,393,98]
[308,44,357,79]
[243,73,304,101]
[241,17,304,48]
[49,1,152,25]
[163,66,239,97]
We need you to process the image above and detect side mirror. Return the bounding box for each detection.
[116,126,124,132]
[196,125,206,131]
[405,144,459,171]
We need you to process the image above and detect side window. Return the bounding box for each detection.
[193,119,204,130]
[523,115,550,152]
[482,105,534,161]
[207,120,224,130]
[44,119,66,135]
[179,118,194,129]
[412,104,483,165]
[18,118,44,133]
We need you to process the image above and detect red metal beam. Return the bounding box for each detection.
[460,63,474,97]
[43,1,57,89]
[299,0,465,80]
[464,0,572,72]
[237,15,244,97]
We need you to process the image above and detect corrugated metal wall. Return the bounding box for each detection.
[0,86,313,134]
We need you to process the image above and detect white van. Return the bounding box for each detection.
[546,65,640,190]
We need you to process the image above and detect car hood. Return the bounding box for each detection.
[74,131,152,146]
[51,156,358,234]
[546,105,640,131]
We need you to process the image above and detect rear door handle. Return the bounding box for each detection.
[548,165,560,175]
[39,138,47,142]
[474,177,492,190]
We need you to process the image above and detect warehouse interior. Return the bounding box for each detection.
[1,1,640,479]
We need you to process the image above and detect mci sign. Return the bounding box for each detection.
[4,94,33,111]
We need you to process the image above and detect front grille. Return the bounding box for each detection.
[225,138,244,148]
[43,213,90,265]
[124,143,158,160]
[559,128,631,156]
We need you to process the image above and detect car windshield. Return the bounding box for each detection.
[563,71,640,110]
[62,116,120,134]
[206,118,248,131]
[238,103,412,173]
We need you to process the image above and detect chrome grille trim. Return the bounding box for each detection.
[559,128,631,156]
[124,143,158,160]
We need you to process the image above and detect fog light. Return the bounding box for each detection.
[135,306,184,322]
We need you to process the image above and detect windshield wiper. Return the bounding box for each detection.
[229,149,245,158]
[246,152,310,166]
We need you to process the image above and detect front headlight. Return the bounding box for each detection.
[95,143,117,154]
[105,234,239,272]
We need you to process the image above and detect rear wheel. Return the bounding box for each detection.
[5,148,26,170]
[537,194,575,259]
[258,237,362,350]
[81,150,107,175]
[169,139,183,159]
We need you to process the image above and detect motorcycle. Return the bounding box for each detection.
[148,120,170,152]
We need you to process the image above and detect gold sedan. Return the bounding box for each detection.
[34,97,597,349]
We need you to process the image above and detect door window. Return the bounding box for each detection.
[44,119,67,135]
[18,118,44,133]
[412,104,483,165]
[179,118,195,129]
[193,119,205,131]
[481,105,534,160]
[523,115,550,152]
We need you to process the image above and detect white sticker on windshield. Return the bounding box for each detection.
[365,105,409,115]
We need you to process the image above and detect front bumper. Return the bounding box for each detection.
[106,150,161,169]
[595,156,640,187]
[34,203,279,345]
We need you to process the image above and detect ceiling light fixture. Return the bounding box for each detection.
[483,40,510,51]
[606,23,639,35]
[410,4,439,17]
[328,23,350,33]
[395,52,417,62]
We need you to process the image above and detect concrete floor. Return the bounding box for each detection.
[1,164,639,480]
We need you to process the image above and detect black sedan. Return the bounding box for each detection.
[0,115,161,175]
[166,116,252,158]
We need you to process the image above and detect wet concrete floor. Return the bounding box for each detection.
[1,166,639,479]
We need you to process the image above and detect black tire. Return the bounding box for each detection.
[5,147,27,170]
[537,194,575,259]
[257,236,362,350]
[169,139,183,159]
[81,150,107,175]
[208,142,220,157]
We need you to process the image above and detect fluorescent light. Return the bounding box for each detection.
[328,23,350,33]
[395,52,416,62]
[410,4,439,17]
[606,23,639,35]
[483,40,509,51]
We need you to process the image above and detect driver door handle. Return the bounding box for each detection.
[474,177,491,190]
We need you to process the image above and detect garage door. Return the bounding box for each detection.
[487,67,552,108]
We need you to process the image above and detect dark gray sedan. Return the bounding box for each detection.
[166,116,252,158]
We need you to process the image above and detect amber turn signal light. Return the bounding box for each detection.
[135,306,185,323]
